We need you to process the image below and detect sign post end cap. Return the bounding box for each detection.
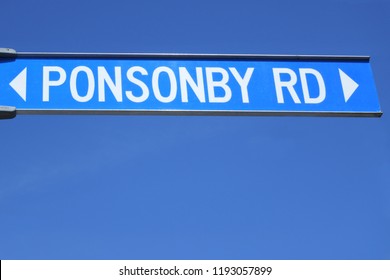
[0,106,17,119]
[0,48,17,58]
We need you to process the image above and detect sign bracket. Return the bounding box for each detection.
[0,106,16,119]
[0,48,17,119]
[0,48,17,58]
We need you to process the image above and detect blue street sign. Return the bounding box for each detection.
[0,52,382,117]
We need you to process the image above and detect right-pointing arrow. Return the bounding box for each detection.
[9,67,27,101]
[339,68,359,102]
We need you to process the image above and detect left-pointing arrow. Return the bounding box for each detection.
[9,67,27,101]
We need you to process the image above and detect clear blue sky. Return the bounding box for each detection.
[0,0,389,260]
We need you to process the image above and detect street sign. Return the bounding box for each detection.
[0,51,382,118]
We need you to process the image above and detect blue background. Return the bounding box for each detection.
[0,0,389,260]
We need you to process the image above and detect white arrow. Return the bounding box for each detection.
[339,68,359,102]
[9,68,27,101]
